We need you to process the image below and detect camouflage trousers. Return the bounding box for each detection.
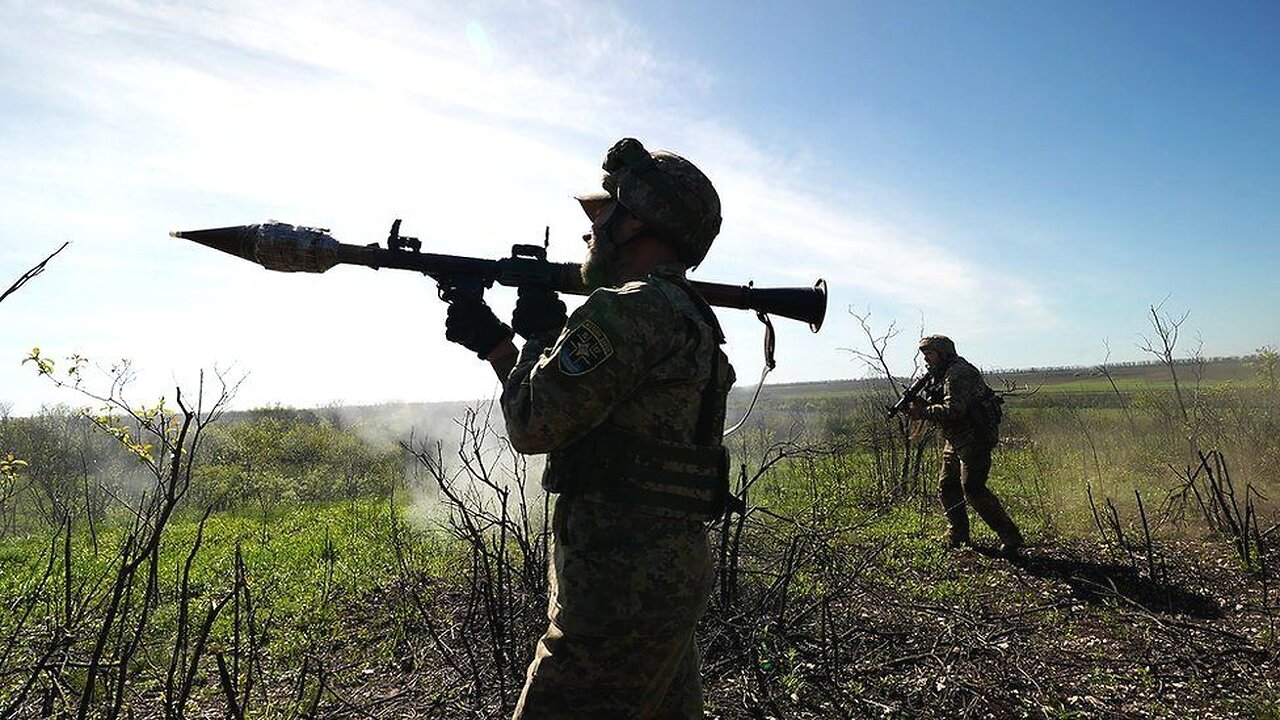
[512,620,702,719]
[939,442,1021,543]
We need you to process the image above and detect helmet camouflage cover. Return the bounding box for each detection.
[919,335,957,355]
[579,138,722,268]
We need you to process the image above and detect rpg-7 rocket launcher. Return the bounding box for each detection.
[170,220,828,331]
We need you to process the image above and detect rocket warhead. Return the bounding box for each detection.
[170,222,340,273]
[169,225,258,262]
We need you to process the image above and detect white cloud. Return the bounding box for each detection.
[0,0,1052,412]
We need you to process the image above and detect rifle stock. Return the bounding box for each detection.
[171,221,828,331]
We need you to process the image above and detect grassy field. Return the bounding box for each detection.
[1,357,1278,718]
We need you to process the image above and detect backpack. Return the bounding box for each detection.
[975,388,1004,445]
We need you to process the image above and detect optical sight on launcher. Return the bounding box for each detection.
[171,220,828,331]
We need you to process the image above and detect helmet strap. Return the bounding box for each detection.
[596,200,648,252]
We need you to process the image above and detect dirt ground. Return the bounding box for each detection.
[699,537,1280,719]
[301,536,1278,719]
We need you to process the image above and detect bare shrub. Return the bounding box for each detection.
[1,358,240,718]
[396,402,550,717]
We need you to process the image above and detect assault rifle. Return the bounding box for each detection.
[170,220,828,331]
[886,373,932,419]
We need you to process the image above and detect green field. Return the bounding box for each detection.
[1,355,1278,718]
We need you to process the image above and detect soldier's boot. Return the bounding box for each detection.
[968,490,1022,556]
[940,526,970,549]
[940,488,970,548]
[998,529,1025,557]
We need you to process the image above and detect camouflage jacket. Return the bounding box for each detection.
[500,264,735,635]
[922,355,994,449]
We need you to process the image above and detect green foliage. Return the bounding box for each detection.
[0,406,127,537]
[22,346,54,376]
[1247,346,1279,392]
[190,409,401,509]
[0,452,26,480]
[0,500,450,691]
[1,402,403,549]
[87,408,157,463]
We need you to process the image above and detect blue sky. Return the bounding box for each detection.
[1,0,1276,414]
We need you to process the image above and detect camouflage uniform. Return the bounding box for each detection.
[502,263,734,719]
[921,352,1022,548]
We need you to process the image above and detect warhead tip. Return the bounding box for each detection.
[169,225,259,263]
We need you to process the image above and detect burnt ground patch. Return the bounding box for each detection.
[697,538,1277,719]
[295,537,1278,719]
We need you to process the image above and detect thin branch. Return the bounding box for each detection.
[2,242,70,305]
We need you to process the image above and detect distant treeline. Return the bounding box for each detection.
[989,354,1257,378]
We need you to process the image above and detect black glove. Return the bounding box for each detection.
[440,284,514,359]
[511,285,567,340]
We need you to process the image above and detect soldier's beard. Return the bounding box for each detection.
[924,354,951,373]
[580,235,623,290]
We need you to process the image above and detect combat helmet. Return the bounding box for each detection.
[577,137,722,268]
[918,335,957,356]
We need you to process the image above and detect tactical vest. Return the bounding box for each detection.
[924,357,1003,447]
[541,281,735,522]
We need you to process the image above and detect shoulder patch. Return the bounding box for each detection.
[558,320,614,376]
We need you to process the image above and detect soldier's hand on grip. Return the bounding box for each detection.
[511,285,567,340]
[440,283,514,359]
[907,398,927,420]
